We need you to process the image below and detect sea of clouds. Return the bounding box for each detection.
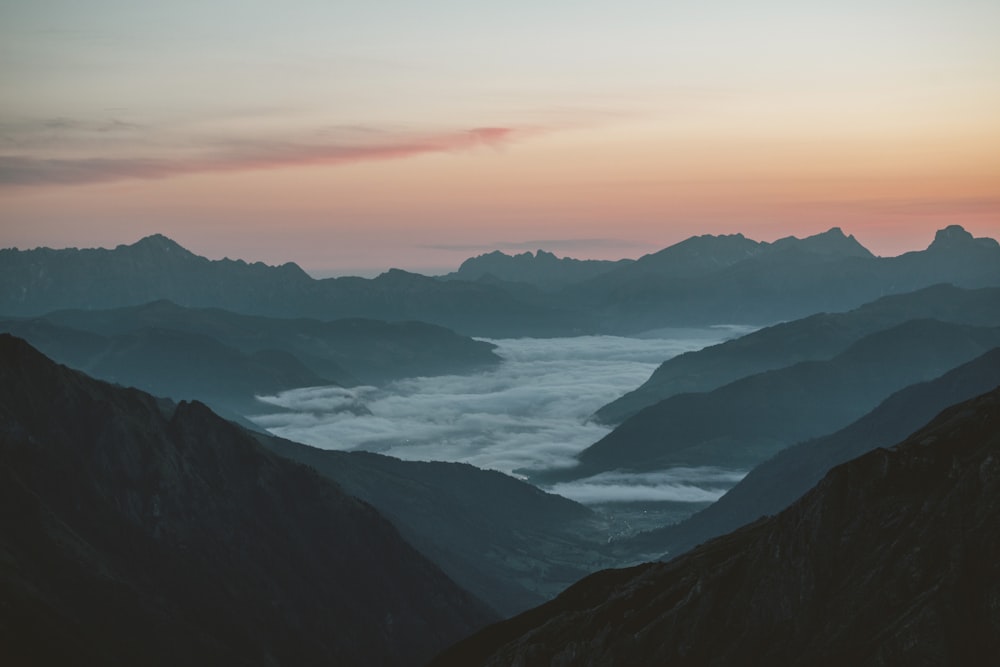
[251,329,752,504]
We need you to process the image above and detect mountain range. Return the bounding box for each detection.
[595,284,1000,424]
[433,384,1000,666]
[556,318,1000,481]
[442,249,632,290]
[3,225,998,336]
[0,299,499,421]
[623,346,1000,561]
[0,335,495,665]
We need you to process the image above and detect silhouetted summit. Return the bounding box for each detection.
[2,225,998,335]
[927,224,1000,252]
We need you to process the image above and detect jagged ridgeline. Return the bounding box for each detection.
[2,225,998,336]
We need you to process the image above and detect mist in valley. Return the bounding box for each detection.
[252,329,753,510]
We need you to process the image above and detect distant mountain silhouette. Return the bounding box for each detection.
[0,236,586,336]
[16,299,501,383]
[432,385,1000,666]
[596,284,1000,424]
[624,346,1000,561]
[559,319,1000,480]
[560,225,1000,333]
[3,226,998,336]
[442,249,632,290]
[0,335,495,666]
[257,437,614,617]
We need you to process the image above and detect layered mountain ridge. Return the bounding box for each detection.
[433,384,1000,666]
[3,225,998,336]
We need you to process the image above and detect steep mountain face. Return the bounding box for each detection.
[257,437,614,617]
[433,386,1000,666]
[625,346,1000,560]
[443,249,632,290]
[564,319,1000,480]
[0,335,495,666]
[596,284,1000,424]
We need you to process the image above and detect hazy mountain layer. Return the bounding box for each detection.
[0,335,495,666]
[29,298,501,384]
[257,437,614,617]
[563,224,1000,334]
[0,318,336,422]
[565,319,1000,479]
[624,346,1000,560]
[0,234,586,336]
[433,386,1000,666]
[442,249,632,290]
[596,284,1000,424]
[2,225,998,336]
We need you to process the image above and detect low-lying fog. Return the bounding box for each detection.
[252,328,752,506]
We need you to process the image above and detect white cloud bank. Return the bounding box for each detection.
[251,330,752,503]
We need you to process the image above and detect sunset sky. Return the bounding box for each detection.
[2,0,998,275]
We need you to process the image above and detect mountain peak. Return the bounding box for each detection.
[926,225,1000,254]
[768,228,874,258]
[124,233,194,256]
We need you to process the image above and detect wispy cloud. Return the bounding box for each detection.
[0,126,525,187]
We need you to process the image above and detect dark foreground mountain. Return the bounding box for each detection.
[563,319,1000,480]
[625,346,1000,560]
[0,335,495,666]
[596,284,1000,424]
[433,386,1000,666]
[257,436,614,617]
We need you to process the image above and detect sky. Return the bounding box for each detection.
[1,0,999,275]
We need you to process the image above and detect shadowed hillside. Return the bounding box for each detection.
[433,386,1000,666]
[0,335,495,666]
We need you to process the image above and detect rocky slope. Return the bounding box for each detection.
[433,386,1000,666]
[0,335,495,666]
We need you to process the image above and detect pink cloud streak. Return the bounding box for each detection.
[0,126,524,187]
